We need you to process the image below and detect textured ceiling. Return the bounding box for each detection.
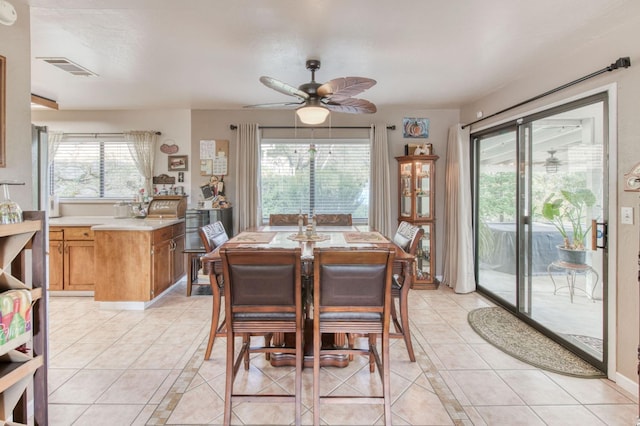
[28,0,635,111]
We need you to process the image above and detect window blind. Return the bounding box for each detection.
[260,139,370,222]
[52,138,145,199]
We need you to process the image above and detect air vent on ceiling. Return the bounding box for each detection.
[37,57,98,77]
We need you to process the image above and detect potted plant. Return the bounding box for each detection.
[542,188,596,264]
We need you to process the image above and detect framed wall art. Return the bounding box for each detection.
[168,155,188,171]
[403,117,430,139]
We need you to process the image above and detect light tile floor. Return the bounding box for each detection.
[48,281,638,425]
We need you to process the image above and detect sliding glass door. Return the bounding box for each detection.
[474,93,608,371]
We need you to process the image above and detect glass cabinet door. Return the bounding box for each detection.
[415,222,433,283]
[400,163,412,217]
[415,161,431,219]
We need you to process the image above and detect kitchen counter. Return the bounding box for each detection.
[50,216,184,231]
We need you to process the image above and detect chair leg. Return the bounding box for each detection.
[313,327,321,426]
[295,326,303,426]
[204,283,223,360]
[223,330,235,426]
[398,290,416,362]
[382,332,392,425]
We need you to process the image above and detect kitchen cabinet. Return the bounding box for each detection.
[395,155,439,290]
[94,221,186,303]
[49,226,95,291]
[0,212,48,424]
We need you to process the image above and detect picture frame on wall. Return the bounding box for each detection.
[168,155,188,171]
[402,117,430,138]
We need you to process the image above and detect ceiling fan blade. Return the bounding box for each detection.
[244,101,304,109]
[260,76,309,100]
[317,77,377,99]
[324,97,377,114]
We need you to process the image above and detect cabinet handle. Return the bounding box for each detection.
[58,242,63,254]
[64,244,69,254]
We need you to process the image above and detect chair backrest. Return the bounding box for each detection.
[392,222,424,255]
[313,248,395,320]
[220,247,303,319]
[199,221,229,252]
[269,214,308,226]
[315,213,352,226]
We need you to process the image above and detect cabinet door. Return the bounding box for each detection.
[152,239,173,298]
[172,236,186,282]
[65,240,95,291]
[412,222,437,290]
[48,240,64,291]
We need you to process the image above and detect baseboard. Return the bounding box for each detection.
[614,371,638,399]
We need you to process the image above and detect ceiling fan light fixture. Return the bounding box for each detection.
[545,149,561,174]
[296,105,330,125]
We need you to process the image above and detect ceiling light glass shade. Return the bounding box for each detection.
[0,0,17,26]
[296,106,330,125]
[545,150,561,174]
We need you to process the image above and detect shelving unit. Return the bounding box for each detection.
[396,155,439,290]
[0,212,47,424]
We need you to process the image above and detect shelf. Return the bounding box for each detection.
[0,354,43,393]
[0,221,41,238]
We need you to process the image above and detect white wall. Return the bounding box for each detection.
[0,0,32,210]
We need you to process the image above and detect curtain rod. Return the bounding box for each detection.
[229,125,395,130]
[461,56,631,129]
[62,131,162,137]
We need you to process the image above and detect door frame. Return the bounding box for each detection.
[471,84,618,377]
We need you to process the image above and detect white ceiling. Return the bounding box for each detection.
[28,0,634,111]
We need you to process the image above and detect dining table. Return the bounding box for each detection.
[200,225,414,367]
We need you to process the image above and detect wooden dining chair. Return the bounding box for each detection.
[314,213,352,226]
[220,246,304,426]
[312,247,395,426]
[391,221,424,362]
[269,213,308,226]
[198,221,229,360]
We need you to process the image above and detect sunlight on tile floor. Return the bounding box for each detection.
[47,281,637,425]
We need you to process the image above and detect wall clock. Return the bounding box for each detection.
[623,161,640,191]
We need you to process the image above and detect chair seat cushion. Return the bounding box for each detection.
[234,312,296,321]
[320,312,382,321]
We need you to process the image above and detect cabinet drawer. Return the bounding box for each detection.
[153,227,173,243]
[64,227,94,240]
[49,228,64,241]
[172,222,185,237]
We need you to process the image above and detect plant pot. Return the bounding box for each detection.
[557,246,587,264]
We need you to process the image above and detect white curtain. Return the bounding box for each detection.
[125,131,158,196]
[48,131,63,165]
[369,124,393,237]
[235,123,260,232]
[442,124,476,293]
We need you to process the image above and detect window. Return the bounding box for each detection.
[52,137,145,199]
[260,139,370,223]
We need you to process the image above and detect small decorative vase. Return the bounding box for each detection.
[0,183,23,224]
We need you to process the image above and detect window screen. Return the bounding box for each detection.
[52,138,145,199]
[260,139,370,223]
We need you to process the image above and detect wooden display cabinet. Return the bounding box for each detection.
[396,155,439,289]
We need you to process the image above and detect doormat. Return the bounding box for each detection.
[468,307,605,378]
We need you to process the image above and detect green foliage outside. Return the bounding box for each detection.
[261,143,369,221]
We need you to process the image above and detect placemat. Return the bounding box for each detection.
[228,232,276,243]
[343,231,388,243]
[287,233,331,242]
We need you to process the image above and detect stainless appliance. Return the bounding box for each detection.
[185,207,233,250]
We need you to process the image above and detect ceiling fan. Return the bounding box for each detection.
[245,59,377,124]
